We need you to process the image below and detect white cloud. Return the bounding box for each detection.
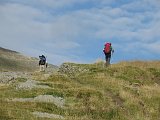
[0,0,160,64]
[4,0,94,10]
[141,41,160,54]
[0,3,82,64]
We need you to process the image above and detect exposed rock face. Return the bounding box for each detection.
[34,95,65,108]
[16,80,51,90]
[10,95,65,108]
[58,63,89,76]
[0,72,31,84]
[32,111,64,119]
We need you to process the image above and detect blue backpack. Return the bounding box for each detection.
[39,55,46,65]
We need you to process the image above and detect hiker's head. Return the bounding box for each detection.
[105,42,111,46]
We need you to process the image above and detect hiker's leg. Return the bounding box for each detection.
[108,57,111,64]
[105,55,109,66]
[42,65,45,71]
[105,58,109,66]
[105,57,107,66]
[106,58,109,66]
[39,65,42,71]
[44,65,45,71]
[107,54,111,65]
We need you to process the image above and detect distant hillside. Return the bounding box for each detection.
[0,47,18,53]
[0,47,57,72]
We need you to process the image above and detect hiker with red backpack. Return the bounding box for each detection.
[103,42,114,66]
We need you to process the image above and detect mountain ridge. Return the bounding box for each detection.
[0,47,18,53]
[0,47,57,72]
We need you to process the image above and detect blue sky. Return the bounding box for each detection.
[0,0,160,65]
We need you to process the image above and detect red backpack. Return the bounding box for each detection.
[104,43,111,53]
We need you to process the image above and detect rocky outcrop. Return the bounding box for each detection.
[33,111,64,119]
[58,63,89,76]
[0,72,31,84]
[16,80,51,90]
[10,95,65,108]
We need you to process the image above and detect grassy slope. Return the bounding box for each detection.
[0,47,39,72]
[0,61,160,120]
[0,47,58,72]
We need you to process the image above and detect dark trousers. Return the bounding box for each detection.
[105,53,111,66]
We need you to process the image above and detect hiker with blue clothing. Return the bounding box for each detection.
[103,42,114,66]
[39,55,47,71]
